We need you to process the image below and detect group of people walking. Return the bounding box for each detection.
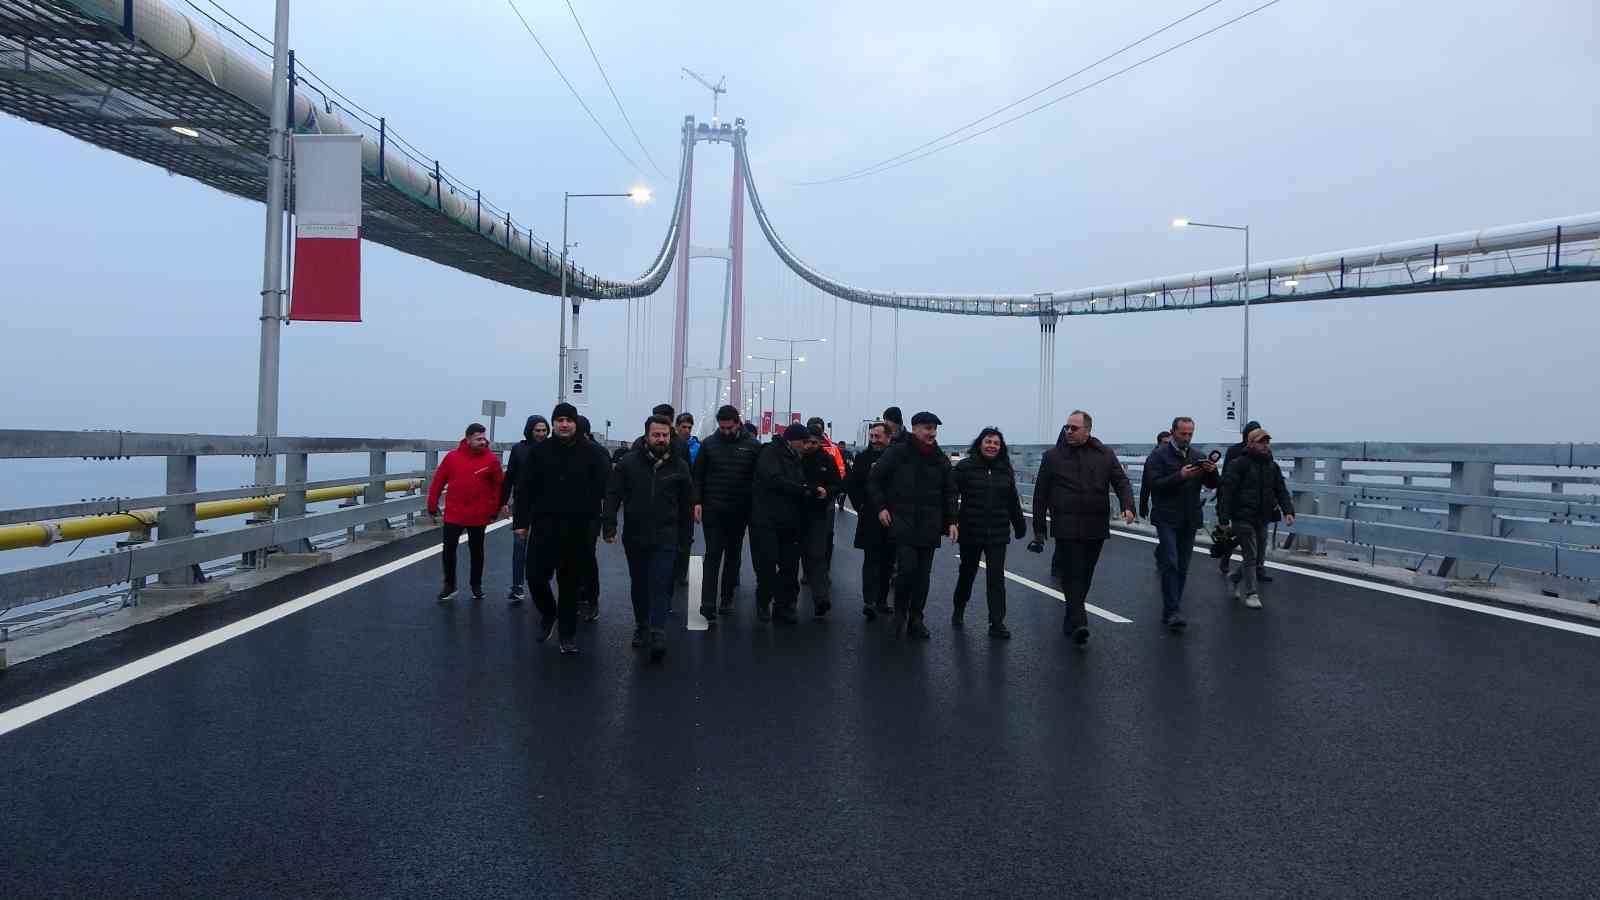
[424,397,1297,663]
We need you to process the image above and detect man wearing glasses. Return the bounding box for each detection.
[1217,425,1295,609]
[1029,410,1134,646]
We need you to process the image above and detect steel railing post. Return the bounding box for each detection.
[366,451,391,533]
[156,454,197,585]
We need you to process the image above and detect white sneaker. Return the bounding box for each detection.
[1243,594,1262,609]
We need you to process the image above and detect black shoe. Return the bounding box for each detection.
[863,604,877,621]
[814,601,831,620]
[436,585,457,603]
[990,623,1012,640]
[873,601,893,616]
[632,625,648,648]
[718,597,735,615]
[537,616,557,642]
[470,587,485,602]
[699,604,717,623]
[677,578,689,587]
[800,575,809,586]
[649,629,667,663]
[776,608,799,626]
[1163,613,1187,632]
[507,586,526,602]
[757,603,772,622]
[907,620,931,640]
[1229,571,1241,586]
[559,640,579,655]
[1257,571,1274,583]
[1071,625,1090,645]
[951,606,966,627]
[581,603,599,623]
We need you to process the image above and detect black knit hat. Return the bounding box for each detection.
[551,402,579,422]
[782,423,811,442]
[910,411,942,427]
[882,406,904,426]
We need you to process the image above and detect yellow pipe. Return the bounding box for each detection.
[0,479,422,551]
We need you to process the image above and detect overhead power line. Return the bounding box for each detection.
[563,0,668,181]
[505,0,642,174]
[799,0,1284,186]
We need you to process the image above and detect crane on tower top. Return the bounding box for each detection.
[680,68,728,125]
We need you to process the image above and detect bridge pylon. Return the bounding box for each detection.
[1038,309,1059,441]
[670,115,746,418]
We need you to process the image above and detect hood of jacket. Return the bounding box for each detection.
[523,415,548,441]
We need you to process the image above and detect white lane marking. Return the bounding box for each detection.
[685,556,708,631]
[975,559,1133,624]
[0,520,512,739]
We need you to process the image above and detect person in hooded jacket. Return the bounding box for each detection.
[1217,419,1261,574]
[869,411,958,640]
[1030,410,1134,646]
[603,414,694,662]
[749,423,815,624]
[846,422,895,619]
[1143,417,1219,630]
[692,405,760,621]
[499,415,549,604]
[1218,425,1295,609]
[512,403,609,655]
[574,415,612,622]
[951,427,1027,638]
[426,423,505,603]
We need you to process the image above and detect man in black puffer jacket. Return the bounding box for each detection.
[692,405,761,621]
[1218,424,1295,610]
[513,403,610,655]
[1216,419,1260,574]
[749,423,815,624]
[1031,409,1134,646]
[846,422,895,619]
[1143,416,1219,631]
[798,424,842,619]
[951,427,1027,638]
[869,411,958,640]
[603,415,694,662]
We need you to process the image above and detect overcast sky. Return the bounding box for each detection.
[2,0,1597,448]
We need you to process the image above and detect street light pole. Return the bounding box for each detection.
[755,335,825,425]
[558,187,653,402]
[254,0,291,487]
[1173,218,1251,427]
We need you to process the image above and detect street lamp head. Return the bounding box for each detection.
[819,338,827,343]
[1172,218,1190,228]
[629,186,652,204]
[796,356,806,363]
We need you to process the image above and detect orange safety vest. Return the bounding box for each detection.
[821,437,845,479]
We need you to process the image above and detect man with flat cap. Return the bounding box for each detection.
[869,411,958,639]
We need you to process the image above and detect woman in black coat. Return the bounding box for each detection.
[951,427,1026,638]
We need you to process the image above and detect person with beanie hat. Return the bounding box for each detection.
[749,422,816,624]
[426,423,504,603]
[796,418,842,619]
[692,405,760,620]
[500,414,550,604]
[1218,425,1295,609]
[881,406,908,444]
[512,402,609,654]
[1218,419,1261,575]
[868,411,958,639]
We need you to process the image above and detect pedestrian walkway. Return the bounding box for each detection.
[3,512,1599,896]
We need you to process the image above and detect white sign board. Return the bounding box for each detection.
[1220,378,1242,432]
[481,400,507,418]
[292,134,362,234]
[568,349,590,406]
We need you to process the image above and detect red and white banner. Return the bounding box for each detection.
[790,412,803,425]
[761,411,773,435]
[289,134,363,322]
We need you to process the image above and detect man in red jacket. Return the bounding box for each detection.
[426,423,504,602]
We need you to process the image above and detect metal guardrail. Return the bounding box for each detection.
[1010,440,1600,594]
[0,429,520,613]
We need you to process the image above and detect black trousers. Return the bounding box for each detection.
[749,524,801,612]
[533,518,591,639]
[441,523,485,590]
[861,543,895,609]
[1056,538,1105,632]
[895,544,938,622]
[801,512,833,608]
[578,523,600,611]
[701,510,748,610]
[953,541,1008,624]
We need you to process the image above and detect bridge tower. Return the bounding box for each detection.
[1038,310,1059,440]
[670,115,745,417]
